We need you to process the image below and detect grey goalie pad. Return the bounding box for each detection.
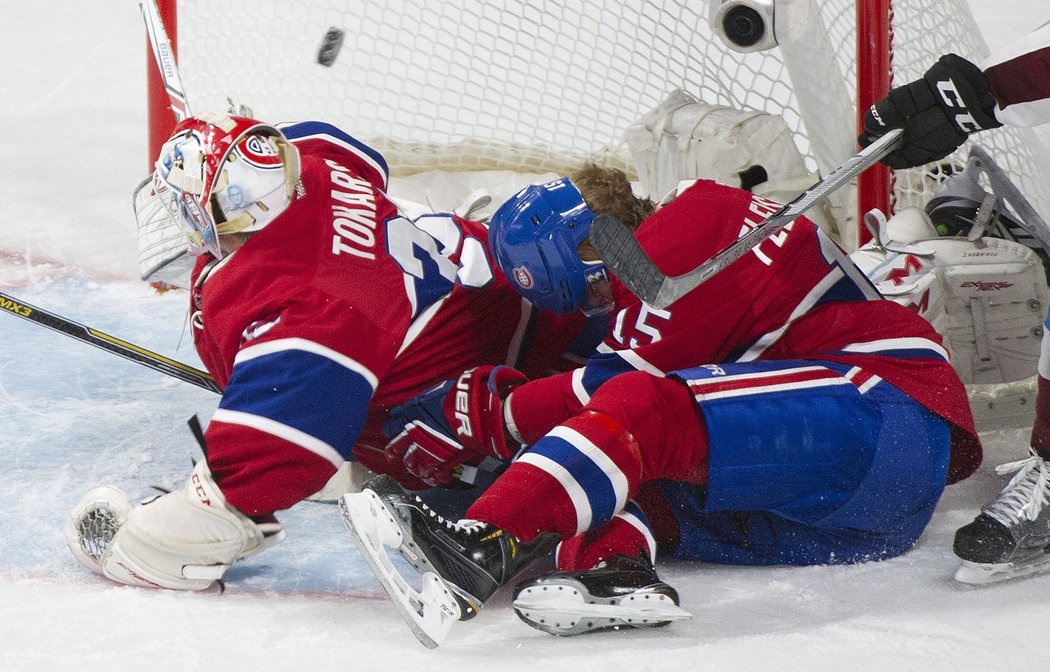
[623,89,836,234]
[851,207,1048,387]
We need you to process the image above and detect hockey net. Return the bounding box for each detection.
[153,0,1050,248]
[153,0,1050,430]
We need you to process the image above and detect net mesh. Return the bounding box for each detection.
[171,0,1050,239]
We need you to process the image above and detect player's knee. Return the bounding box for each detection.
[584,372,708,478]
[586,371,697,432]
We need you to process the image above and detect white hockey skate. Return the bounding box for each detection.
[512,553,692,636]
[954,450,1050,584]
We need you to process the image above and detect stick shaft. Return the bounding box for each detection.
[0,291,220,394]
[140,0,192,121]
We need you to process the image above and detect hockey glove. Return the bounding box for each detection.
[383,365,527,486]
[859,53,1001,169]
[64,460,285,590]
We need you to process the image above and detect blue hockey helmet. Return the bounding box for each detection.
[489,177,609,315]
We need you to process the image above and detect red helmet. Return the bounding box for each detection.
[154,114,301,257]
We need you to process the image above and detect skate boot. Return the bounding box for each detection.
[954,450,1050,584]
[512,552,692,636]
[339,474,557,647]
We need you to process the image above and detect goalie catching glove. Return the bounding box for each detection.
[64,460,285,590]
[859,53,1001,169]
[383,365,528,487]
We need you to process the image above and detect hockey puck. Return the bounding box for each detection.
[317,27,345,67]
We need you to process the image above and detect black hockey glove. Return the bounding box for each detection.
[858,53,1002,169]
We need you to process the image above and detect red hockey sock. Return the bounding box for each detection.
[555,508,656,571]
[466,410,641,542]
[467,372,709,542]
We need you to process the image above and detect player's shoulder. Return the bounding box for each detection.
[279,120,390,191]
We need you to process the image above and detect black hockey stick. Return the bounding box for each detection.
[591,128,904,309]
[0,291,221,394]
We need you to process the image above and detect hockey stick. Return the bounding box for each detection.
[590,128,904,309]
[140,0,192,121]
[965,144,1050,254]
[0,291,221,394]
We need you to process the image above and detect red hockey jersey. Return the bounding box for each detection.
[189,121,584,516]
[508,179,981,483]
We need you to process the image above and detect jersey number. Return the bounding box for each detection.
[386,215,491,317]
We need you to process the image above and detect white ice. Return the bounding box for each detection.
[1,2,1049,671]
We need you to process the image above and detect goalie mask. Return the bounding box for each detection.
[154,114,301,258]
[488,178,611,315]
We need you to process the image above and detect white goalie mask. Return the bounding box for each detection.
[154,113,301,257]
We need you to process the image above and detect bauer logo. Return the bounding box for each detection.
[236,136,282,168]
[513,266,534,289]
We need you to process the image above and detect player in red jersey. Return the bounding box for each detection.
[63,114,591,590]
[342,164,980,643]
[858,26,1050,583]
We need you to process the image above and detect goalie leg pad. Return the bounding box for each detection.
[70,461,285,590]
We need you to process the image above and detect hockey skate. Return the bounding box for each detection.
[512,553,692,636]
[339,474,557,648]
[954,450,1050,584]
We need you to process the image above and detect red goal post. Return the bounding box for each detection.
[146,0,1050,249]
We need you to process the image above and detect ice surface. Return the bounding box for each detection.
[1,2,1048,670]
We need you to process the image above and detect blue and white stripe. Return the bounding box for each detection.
[518,424,630,536]
[215,337,378,467]
[280,120,390,190]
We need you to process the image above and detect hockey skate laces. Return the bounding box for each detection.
[410,493,487,534]
[988,452,1050,523]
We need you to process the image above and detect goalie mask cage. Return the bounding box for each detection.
[146,0,1050,249]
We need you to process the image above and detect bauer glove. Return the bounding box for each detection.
[383,365,527,487]
[859,53,1001,169]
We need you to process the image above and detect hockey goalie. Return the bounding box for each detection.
[851,146,1050,584]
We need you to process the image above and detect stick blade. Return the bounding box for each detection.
[590,215,667,307]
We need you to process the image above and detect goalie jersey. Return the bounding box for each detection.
[508,179,982,483]
[188,121,585,516]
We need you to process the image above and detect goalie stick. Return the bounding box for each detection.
[140,0,192,121]
[590,128,904,309]
[963,144,1050,254]
[0,291,221,394]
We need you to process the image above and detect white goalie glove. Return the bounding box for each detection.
[64,460,285,590]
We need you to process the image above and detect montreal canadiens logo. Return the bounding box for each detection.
[236,135,282,169]
[513,266,534,289]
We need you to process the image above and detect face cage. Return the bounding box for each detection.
[178,191,222,258]
[580,261,613,316]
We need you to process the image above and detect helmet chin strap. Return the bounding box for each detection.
[215,211,259,236]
